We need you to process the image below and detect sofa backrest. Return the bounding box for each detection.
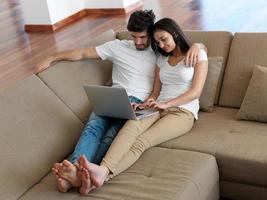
[184,31,233,104]
[0,75,84,200]
[38,30,116,122]
[116,30,233,105]
[219,33,267,108]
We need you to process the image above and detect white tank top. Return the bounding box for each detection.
[156,49,208,119]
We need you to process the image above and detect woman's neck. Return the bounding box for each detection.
[171,47,183,57]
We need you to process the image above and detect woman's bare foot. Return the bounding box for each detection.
[57,160,81,188]
[78,167,96,196]
[78,155,109,188]
[52,163,72,192]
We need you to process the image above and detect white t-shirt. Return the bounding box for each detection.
[156,49,208,119]
[96,39,157,101]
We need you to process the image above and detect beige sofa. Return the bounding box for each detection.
[1,29,267,200]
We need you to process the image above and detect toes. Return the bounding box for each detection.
[78,155,88,167]
[58,161,74,175]
[74,163,82,171]
[52,167,56,173]
[54,163,60,169]
[79,169,92,196]
[53,163,60,172]
[62,160,72,167]
[83,168,90,179]
[78,155,85,166]
[52,168,59,176]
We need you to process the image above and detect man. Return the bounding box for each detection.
[37,10,205,194]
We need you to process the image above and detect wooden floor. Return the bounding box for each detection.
[1,0,267,91]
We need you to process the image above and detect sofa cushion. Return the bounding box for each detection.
[117,31,233,105]
[159,106,267,189]
[19,148,219,200]
[237,65,267,122]
[200,56,223,112]
[217,132,267,187]
[159,107,235,155]
[220,180,267,200]
[219,33,267,108]
[0,75,84,200]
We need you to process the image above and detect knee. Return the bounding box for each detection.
[84,117,108,131]
[101,134,116,146]
[130,137,150,158]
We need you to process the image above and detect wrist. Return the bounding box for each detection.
[165,101,172,108]
[147,96,156,101]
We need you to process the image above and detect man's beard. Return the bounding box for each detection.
[135,44,147,50]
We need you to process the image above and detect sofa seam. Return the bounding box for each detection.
[36,75,85,124]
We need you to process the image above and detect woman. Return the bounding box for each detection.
[76,18,208,195]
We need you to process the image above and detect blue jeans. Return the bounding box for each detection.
[70,96,142,164]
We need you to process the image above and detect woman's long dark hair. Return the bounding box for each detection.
[151,18,191,56]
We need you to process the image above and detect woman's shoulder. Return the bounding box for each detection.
[156,55,168,67]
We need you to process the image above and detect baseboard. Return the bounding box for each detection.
[24,24,54,32]
[24,1,143,32]
[25,9,87,32]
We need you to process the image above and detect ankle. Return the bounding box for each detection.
[101,166,110,182]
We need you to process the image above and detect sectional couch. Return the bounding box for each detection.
[1,29,267,200]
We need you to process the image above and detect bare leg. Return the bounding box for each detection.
[78,155,109,188]
[57,160,81,188]
[52,163,72,192]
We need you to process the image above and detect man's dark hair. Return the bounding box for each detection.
[127,10,155,32]
[151,18,191,56]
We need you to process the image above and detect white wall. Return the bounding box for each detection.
[85,0,123,8]
[21,0,51,24]
[47,0,84,24]
[21,0,141,25]
[84,0,140,8]
[122,0,140,8]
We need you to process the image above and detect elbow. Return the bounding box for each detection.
[204,46,208,54]
[193,94,201,100]
[192,90,202,99]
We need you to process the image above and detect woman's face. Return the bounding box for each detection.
[153,30,176,53]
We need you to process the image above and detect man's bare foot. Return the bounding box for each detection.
[57,160,81,188]
[52,163,72,192]
[78,155,109,188]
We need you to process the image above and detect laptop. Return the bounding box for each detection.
[83,84,159,120]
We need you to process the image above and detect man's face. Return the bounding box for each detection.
[131,31,150,50]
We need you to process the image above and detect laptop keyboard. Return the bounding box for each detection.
[135,112,143,116]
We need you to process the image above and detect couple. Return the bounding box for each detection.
[37,10,208,195]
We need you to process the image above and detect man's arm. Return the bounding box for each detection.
[185,43,208,67]
[35,47,99,73]
[195,43,208,53]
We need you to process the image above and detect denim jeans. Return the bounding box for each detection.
[70,95,142,164]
